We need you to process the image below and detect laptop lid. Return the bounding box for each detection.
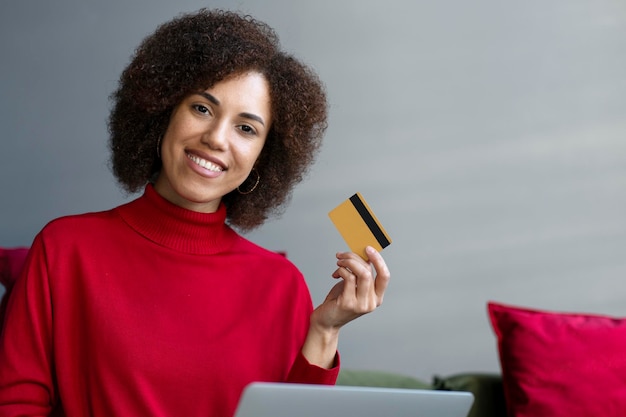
[234,382,474,417]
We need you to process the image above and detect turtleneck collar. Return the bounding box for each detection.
[115,184,238,255]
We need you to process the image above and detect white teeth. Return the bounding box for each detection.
[187,153,223,172]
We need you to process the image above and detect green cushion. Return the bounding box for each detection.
[336,369,431,390]
[433,373,506,417]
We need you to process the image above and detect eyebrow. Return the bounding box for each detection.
[196,91,266,127]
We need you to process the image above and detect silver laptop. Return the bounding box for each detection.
[234,382,474,417]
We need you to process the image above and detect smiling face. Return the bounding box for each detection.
[154,72,272,213]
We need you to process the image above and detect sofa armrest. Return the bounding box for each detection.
[336,369,431,390]
[433,373,507,417]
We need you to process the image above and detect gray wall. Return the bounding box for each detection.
[2,0,625,381]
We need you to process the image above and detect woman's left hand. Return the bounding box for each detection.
[301,246,390,368]
[312,245,390,331]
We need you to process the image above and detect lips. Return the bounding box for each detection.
[186,152,225,172]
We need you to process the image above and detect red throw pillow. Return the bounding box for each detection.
[488,301,626,417]
[0,247,29,288]
[0,247,30,324]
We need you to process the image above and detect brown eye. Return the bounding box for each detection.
[193,104,210,115]
[239,125,256,135]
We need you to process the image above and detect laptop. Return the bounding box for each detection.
[234,382,474,417]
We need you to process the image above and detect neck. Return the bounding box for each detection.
[115,184,238,255]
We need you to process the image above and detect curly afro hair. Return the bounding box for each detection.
[108,9,328,231]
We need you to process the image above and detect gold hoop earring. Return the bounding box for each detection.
[237,169,260,195]
[156,136,162,159]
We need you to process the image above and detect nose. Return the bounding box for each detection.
[201,120,229,151]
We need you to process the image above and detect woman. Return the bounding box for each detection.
[0,9,390,417]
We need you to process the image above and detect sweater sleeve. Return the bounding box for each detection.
[0,234,56,415]
[286,350,340,385]
[282,265,340,385]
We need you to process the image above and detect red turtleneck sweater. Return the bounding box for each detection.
[0,185,338,417]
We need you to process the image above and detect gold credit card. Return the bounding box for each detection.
[328,192,392,260]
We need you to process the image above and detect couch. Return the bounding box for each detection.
[337,304,626,417]
[5,246,626,417]
[336,369,506,417]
